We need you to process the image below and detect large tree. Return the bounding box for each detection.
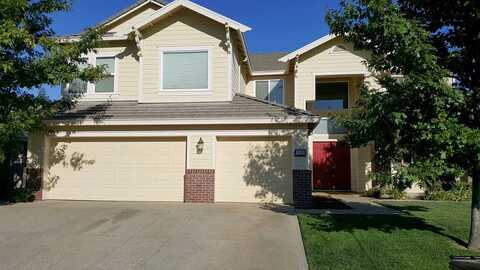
[326,0,480,249]
[0,0,104,195]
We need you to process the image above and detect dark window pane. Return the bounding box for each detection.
[314,82,349,110]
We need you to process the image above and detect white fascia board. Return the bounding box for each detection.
[57,35,129,43]
[251,70,288,76]
[124,0,251,35]
[51,129,308,138]
[239,32,253,73]
[279,34,337,63]
[46,116,320,126]
[102,0,165,28]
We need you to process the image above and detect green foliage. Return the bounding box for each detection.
[9,188,35,203]
[326,0,480,191]
[425,181,472,202]
[0,0,105,161]
[365,187,382,199]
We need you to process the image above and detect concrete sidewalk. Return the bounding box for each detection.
[299,193,401,215]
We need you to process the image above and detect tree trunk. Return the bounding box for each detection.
[468,165,480,250]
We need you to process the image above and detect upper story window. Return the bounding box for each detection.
[307,81,349,113]
[64,53,118,96]
[255,79,284,105]
[94,56,116,93]
[160,48,210,91]
[67,59,88,95]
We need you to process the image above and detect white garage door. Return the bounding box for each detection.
[216,137,292,203]
[45,137,186,201]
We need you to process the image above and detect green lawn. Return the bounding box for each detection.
[298,201,478,270]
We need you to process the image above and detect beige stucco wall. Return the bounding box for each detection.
[246,74,295,107]
[27,133,47,170]
[295,37,370,110]
[140,8,230,102]
[188,135,215,169]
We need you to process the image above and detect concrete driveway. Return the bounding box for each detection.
[0,201,308,270]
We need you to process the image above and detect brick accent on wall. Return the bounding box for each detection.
[293,170,312,208]
[26,168,43,201]
[184,169,215,203]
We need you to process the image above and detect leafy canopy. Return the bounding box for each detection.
[0,0,105,161]
[326,0,480,188]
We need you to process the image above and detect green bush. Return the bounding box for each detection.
[9,188,35,203]
[365,187,383,199]
[424,182,471,201]
[365,186,407,199]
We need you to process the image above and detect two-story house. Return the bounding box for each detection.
[27,0,374,206]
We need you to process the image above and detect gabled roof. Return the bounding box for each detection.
[249,52,289,74]
[49,94,316,125]
[279,34,337,62]
[97,0,166,29]
[121,0,251,35]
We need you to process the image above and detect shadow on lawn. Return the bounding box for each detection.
[378,204,430,212]
[303,213,468,248]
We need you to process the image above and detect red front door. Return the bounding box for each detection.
[313,142,351,190]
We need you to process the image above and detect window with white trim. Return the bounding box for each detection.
[255,79,284,104]
[161,49,209,90]
[66,58,88,95]
[95,56,116,93]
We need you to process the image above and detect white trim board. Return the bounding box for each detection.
[123,0,251,35]
[251,70,288,76]
[279,34,337,63]
[51,129,306,138]
[46,117,320,126]
[103,0,165,29]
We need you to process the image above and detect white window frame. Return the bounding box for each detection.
[159,46,212,94]
[254,79,285,104]
[90,52,119,95]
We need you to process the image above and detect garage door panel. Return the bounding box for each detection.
[216,137,293,203]
[45,138,186,201]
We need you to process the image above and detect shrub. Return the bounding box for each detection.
[365,187,383,199]
[365,186,407,199]
[9,188,35,203]
[424,181,471,201]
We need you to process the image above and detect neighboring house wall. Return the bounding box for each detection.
[140,8,230,102]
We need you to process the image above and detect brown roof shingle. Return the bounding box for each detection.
[51,94,315,122]
[249,52,289,72]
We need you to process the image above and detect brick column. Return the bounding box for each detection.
[293,170,312,208]
[184,169,215,203]
[26,168,43,201]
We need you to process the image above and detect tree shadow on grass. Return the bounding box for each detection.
[302,213,468,248]
[379,204,430,212]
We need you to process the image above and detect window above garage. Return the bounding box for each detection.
[160,47,211,92]
[255,79,284,105]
